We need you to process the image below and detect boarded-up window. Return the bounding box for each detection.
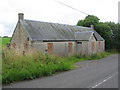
[76,42,82,54]
[48,43,53,54]
[68,42,73,53]
[91,41,95,52]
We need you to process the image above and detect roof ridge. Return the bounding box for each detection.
[24,19,91,29]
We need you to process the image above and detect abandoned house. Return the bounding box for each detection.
[10,13,105,56]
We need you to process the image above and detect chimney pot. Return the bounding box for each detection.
[18,13,24,21]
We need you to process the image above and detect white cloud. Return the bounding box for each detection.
[0,0,119,36]
[0,24,6,35]
[0,24,12,36]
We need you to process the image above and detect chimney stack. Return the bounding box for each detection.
[90,25,94,29]
[18,13,24,21]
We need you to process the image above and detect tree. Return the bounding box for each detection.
[105,22,118,49]
[95,23,113,49]
[77,15,113,50]
[77,15,100,27]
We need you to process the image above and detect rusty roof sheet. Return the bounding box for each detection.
[21,19,104,41]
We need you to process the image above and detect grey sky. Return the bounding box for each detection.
[0,0,119,37]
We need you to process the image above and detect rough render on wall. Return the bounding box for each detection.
[82,41,89,55]
[26,35,104,56]
[88,35,97,55]
[10,21,31,52]
[31,40,96,56]
[19,23,31,52]
[88,34,105,55]
[10,22,20,50]
[53,42,75,56]
[31,41,75,56]
[31,41,47,53]
[96,41,105,53]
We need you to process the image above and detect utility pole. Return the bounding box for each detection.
[118,1,120,23]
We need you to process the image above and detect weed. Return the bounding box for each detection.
[2,48,111,84]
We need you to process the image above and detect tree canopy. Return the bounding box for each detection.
[77,15,100,27]
[76,15,119,50]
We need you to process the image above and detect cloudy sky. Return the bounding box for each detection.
[0,0,119,37]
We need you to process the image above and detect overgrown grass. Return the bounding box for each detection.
[64,52,111,63]
[2,49,111,84]
[2,49,73,84]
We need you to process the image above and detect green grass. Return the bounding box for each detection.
[2,48,111,84]
[0,37,11,46]
[2,49,73,84]
[64,52,111,63]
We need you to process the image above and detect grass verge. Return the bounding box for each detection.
[2,48,111,84]
[2,49,73,84]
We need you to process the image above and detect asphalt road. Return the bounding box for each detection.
[3,54,118,88]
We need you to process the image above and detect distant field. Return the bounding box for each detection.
[0,37,11,46]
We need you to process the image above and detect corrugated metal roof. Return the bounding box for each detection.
[21,19,104,41]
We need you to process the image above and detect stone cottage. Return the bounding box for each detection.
[10,13,105,56]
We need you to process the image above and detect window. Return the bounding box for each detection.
[27,37,29,41]
[77,42,82,44]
